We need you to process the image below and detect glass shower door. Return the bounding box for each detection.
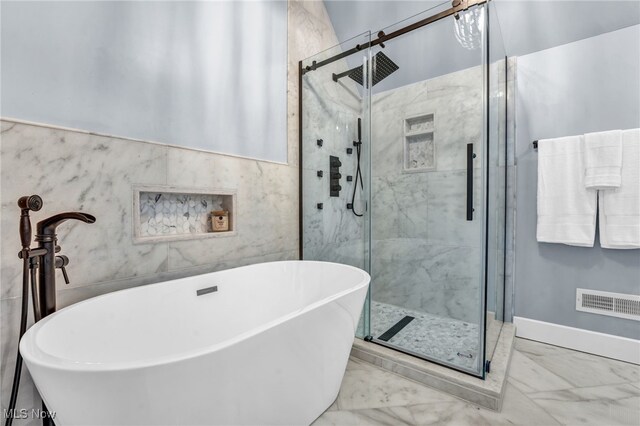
[366,3,488,377]
[300,32,372,282]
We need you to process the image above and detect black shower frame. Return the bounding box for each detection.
[297,0,506,379]
[298,0,489,258]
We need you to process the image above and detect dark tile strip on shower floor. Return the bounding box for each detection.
[370,301,479,371]
[377,315,415,341]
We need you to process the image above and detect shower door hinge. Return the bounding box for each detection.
[485,360,491,373]
[364,335,373,342]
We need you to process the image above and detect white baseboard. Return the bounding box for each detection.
[513,316,640,365]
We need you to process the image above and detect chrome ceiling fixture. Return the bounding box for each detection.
[453,0,484,50]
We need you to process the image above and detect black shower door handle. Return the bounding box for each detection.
[466,143,474,221]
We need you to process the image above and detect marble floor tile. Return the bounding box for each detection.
[316,338,640,426]
[381,383,561,426]
[313,405,419,426]
[524,349,640,389]
[515,338,640,389]
[334,358,457,411]
[487,383,562,426]
[316,384,561,426]
[507,350,574,394]
[514,337,570,357]
[527,383,640,426]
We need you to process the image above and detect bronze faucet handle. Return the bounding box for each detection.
[55,255,70,284]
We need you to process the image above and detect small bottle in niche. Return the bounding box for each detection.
[211,210,229,232]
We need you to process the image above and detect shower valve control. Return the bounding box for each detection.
[329,156,342,197]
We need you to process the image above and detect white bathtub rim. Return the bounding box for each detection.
[20,260,370,373]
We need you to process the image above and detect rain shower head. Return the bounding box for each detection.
[332,51,399,87]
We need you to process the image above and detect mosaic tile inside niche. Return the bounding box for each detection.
[139,192,224,236]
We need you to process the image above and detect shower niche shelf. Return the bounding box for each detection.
[133,185,236,243]
[403,113,436,172]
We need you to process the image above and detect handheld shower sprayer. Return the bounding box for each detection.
[350,118,365,217]
[18,195,43,250]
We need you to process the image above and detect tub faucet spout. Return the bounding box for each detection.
[35,212,96,319]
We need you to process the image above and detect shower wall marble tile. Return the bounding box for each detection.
[370,66,484,323]
[371,238,482,323]
[370,61,516,324]
[371,66,484,179]
[300,34,368,270]
[0,0,337,415]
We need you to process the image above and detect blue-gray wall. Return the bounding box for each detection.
[514,24,640,339]
[0,1,288,163]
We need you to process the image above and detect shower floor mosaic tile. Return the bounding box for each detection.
[370,301,479,370]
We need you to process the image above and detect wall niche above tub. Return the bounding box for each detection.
[133,186,236,243]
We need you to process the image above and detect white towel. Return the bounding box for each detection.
[599,128,640,249]
[584,130,622,190]
[537,135,597,247]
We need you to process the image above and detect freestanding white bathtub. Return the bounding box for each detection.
[20,261,370,425]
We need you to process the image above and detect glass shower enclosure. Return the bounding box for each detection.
[300,1,507,378]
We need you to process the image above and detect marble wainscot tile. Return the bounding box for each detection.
[0,122,168,297]
[166,150,298,270]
